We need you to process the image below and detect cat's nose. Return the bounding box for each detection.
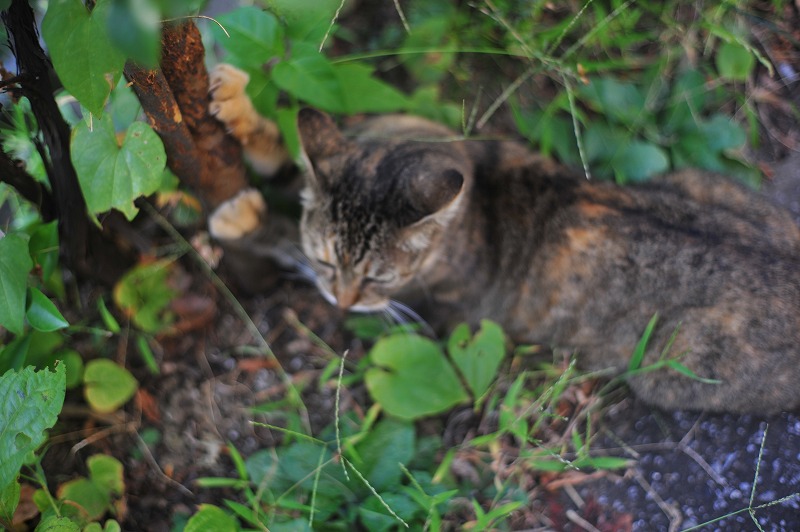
[334,283,360,310]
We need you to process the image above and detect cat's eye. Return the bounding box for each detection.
[362,274,395,287]
[316,260,336,280]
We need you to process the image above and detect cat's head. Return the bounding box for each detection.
[296,109,468,312]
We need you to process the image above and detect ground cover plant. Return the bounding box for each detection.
[1,0,799,529]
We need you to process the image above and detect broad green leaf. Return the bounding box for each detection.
[265,0,343,41]
[359,492,418,532]
[87,454,124,496]
[334,64,409,114]
[185,504,238,532]
[57,478,110,521]
[663,69,707,134]
[0,365,66,493]
[365,335,468,420]
[112,260,176,333]
[447,320,506,399]
[213,7,284,66]
[272,43,344,112]
[716,41,754,81]
[698,114,746,152]
[580,77,646,126]
[0,478,20,528]
[34,515,81,531]
[354,418,415,491]
[26,288,69,332]
[28,221,59,283]
[58,349,84,390]
[610,141,669,183]
[83,359,138,413]
[0,233,33,335]
[0,335,32,374]
[41,0,126,116]
[71,114,167,220]
[106,0,161,68]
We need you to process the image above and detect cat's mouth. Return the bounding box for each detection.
[316,285,390,313]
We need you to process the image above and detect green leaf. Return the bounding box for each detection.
[264,0,343,41]
[58,478,110,521]
[611,141,670,183]
[28,221,59,283]
[83,359,138,413]
[41,0,126,116]
[0,365,66,493]
[0,478,20,528]
[112,260,176,333]
[359,492,418,532]
[629,313,659,371]
[334,64,409,114]
[665,359,722,384]
[716,41,754,81]
[447,320,506,399]
[580,77,646,126]
[185,504,238,532]
[71,114,167,220]
[106,0,161,68]
[365,334,468,420]
[354,418,415,491]
[0,233,33,335]
[57,349,84,390]
[272,44,345,112]
[26,288,69,332]
[213,7,284,66]
[87,454,124,496]
[35,515,81,531]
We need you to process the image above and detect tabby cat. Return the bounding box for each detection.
[208,64,800,414]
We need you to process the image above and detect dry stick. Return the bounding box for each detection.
[319,0,347,52]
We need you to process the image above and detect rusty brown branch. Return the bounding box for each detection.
[126,22,248,210]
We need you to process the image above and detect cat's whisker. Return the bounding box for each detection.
[388,300,436,337]
[382,305,418,336]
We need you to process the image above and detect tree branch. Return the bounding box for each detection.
[4,0,88,265]
[126,22,249,210]
[0,146,54,217]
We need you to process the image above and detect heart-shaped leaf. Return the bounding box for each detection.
[447,320,506,399]
[365,335,468,420]
[71,114,167,220]
[42,0,126,116]
[83,359,138,413]
[0,234,33,335]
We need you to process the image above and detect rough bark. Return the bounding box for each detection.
[0,146,54,218]
[126,22,248,210]
[3,0,89,266]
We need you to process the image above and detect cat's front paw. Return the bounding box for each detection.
[209,63,258,142]
[208,188,267,240]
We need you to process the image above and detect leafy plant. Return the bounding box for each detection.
[365,320,505,420]
[0,364,66,529]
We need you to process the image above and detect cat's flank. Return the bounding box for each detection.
[209,64,800,414]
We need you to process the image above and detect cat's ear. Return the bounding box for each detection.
[408,169,464,221]
[297,108,346,160]
[408,169,464,236]
[399,169,464,251]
